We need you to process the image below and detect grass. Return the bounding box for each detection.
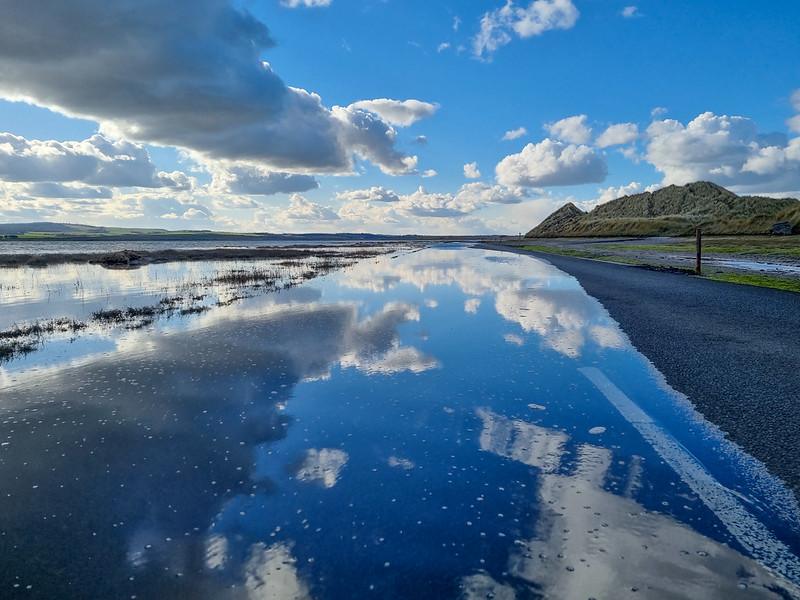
[603,256,645,265]
[1,249,382,363]
[521,244,645,265]
[0,318,86,363]
[705,273,800,293]
[520,245,597,259]
[602,237,800,257]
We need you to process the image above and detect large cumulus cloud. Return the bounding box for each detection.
[0,133,188,188]
[207,163,319,196]
[495,138,607,187]
[545,114,592,145]
[0,0,417,175]
[646,112,800,192]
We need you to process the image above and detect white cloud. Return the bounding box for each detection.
[422,169,438,178]
[179,207,210,220]
[504,333,524,346]
[621,6,639,18]
[645,112,800,192]
[596,181,641,204]
[348,99,440,127]
[791,89,800,112]
[651,106,668,118]
[278,194,339,223]
[0,182,229,227]
[0,133,189,188]
[207,163,318,196]
[459,182,529,204]
[336,186,401,203]
[0,0,414,175]
[502,126,528,141]
[742,146,789,176]
[453,16,462,31]
[473,0,579,58]
[545,115,592,144]
[596,123,639,148]
[788,91,800,133]
[464,298,481,314]
[437,42,451,53]
[335,182,529,232]
[21,182,113,199]
[331,105,419,175]
[496,138,607,187]
[464,162,482,179]
[282,0,331,6]
[399,187,485,217]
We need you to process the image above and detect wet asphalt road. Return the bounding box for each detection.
[506,247,800,499]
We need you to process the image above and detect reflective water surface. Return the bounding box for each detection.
[0,238,386,255]
[1,245,799,599]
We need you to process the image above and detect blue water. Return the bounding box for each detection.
[0,245,798,598]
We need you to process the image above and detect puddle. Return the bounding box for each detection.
[0,245,798,598]
[706,257,800,275]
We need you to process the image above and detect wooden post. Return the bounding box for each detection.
[695,227,702,275]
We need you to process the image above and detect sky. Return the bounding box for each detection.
[0,0,799,234]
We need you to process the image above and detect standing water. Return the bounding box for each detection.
[0,245,798,598]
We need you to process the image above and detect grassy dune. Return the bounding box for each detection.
[527,182,800,238]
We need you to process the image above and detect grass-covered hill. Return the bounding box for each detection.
[0,222,173,238]
[526,182,800,237]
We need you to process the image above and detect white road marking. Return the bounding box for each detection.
[580,366,800,587]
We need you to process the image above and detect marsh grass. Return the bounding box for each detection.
[0,318,87,362]
[1,246,392,364]
[520,245,597,259]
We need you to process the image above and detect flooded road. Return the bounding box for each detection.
[1,245,799,598]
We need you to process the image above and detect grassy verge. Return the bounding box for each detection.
[520,245,597,259]
[521,244,647,265]
[705,273,800,293]
[603,241,800,257]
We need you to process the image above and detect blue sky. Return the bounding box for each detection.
[0,0,799,233]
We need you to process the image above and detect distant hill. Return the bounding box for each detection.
[0,222,172,237]
[527,182,800,237]
[0,222,474,242]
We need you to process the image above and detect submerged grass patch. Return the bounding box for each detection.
[0,318,86,340]
[0,245,397,364]
[0,318,87,362]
